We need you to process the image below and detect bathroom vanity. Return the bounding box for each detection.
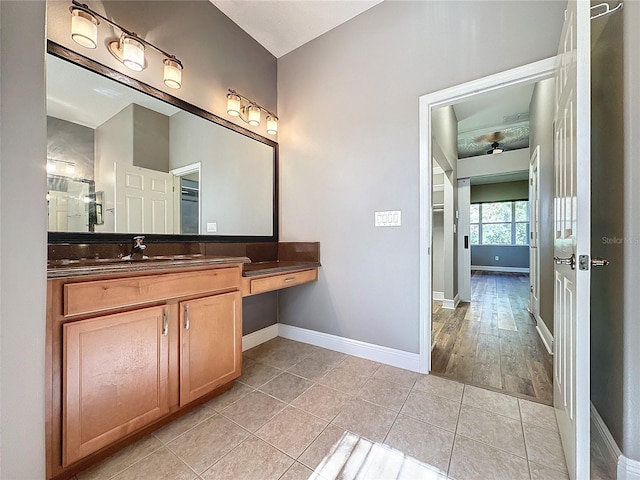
[45,242,320,479]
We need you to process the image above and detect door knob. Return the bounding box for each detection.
[554,253,576,269]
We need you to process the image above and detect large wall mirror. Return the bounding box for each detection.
[46,42,278,243]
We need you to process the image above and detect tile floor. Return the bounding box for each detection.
[75,337,572,480]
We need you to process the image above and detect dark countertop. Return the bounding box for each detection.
[47,255,250,279]
[242,261,321,277]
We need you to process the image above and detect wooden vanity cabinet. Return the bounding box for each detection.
[62,306,170,466]
[179,291,242,406]
[47,264,244,480]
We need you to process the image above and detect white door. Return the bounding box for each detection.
[553,2,590,479]
[457,178,471,302]
[114,163,175,234]
[529,147,540,319]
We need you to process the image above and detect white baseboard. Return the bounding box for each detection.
[471,266,530,273]
[535,315,554,354]
[432,291,444,301]
[591,403,640,480]
[278,324,421,373]
[442,293,460,310]
[242,324,279,351]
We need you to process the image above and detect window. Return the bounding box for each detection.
[470,201,529,246]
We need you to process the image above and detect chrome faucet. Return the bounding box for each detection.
[130,235,147,258]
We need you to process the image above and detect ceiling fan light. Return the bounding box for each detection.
[70,8,99,49]
[163,58,182,89]
[122,36,145,72]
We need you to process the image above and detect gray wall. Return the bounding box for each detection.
[278,0,565,354]
[132,104,170,173]
[243,293,278,335]
[591,0,637,460]
[1,2,48,477]
[169,111,273,236]
[529,79,556,334]
[470,180,528,203]
[471,246,529,269]
[47,116,95,181]
[458,148,529,178]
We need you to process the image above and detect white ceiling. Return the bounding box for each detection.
[211,0,383,58]
[47,55,179,129]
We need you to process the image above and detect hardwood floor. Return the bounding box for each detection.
[431,271,553,404]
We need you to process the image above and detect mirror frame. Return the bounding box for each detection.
[47,40,279,244]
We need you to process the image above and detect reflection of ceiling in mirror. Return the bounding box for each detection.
[46,54,179,129]
[457,123,530,159]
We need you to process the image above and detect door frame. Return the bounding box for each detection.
[418,57,557,373]
[170,162,202,234]
[529,146,541,321]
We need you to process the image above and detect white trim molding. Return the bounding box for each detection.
[535,315,554,354]
[591,402,640,480]
[278,324,421,372]
[242,324,279,351]
[471,266,530,273]
[441,294,460,310]
[432,291,444,301]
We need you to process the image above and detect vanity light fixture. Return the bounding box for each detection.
[69,0,183,89]
[226,89,278,135]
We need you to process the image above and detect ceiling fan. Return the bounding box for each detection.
[474,131,505,154]
[486,141,504,155]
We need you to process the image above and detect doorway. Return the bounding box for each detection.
[418,57,557,384]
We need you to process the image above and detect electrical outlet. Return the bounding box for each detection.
[495,255,500,261]
[207,222,217,233]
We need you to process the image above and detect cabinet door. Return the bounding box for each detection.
[180,291,242,406]
[63,306,170,466]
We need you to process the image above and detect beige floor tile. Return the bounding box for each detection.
[287,349,345,381]
[523,423,568,473]
[331,398,396,442]
[413,374,464,403]
[462,385,520,420]
[291,384,351,422]
[240,358,283,387]
[77,435,163,480]
[279,461,313,480]
[400,389,460,432]
[449,435,530,480]
[167,414,249,474]
[529,461,570,480]
[153,404,215,444]
[200,436,294,480]
[396,458,449,479]
[243,338,282,360]
[205,381,254,412]
[317,365,370,395]
[259,348,312,370]
[256,406,328,457]
[519,398,559,432]
[357,377,411,411]
[456,405,526,458]
[298,425,349,470]
[384,413,454,472]
[305,430,372,479]
[111,448,195,480]
[221,390,287,432]
[372,364,420,387]
[338,356,381,377]
[258,372,314,403]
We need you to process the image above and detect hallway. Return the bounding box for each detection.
[431,271,553,404]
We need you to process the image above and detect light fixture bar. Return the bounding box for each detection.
[227,89,278,135]
[69,1,183,88]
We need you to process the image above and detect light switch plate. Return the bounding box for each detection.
[207,222,217,233]
[375,210,401,227]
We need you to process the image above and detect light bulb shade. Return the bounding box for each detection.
[71,9,98,49]
[227,94,241,117]
[247,105,261,126]
[163,58,182,89]
[122,36,145,72]
[266,116,278,135]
